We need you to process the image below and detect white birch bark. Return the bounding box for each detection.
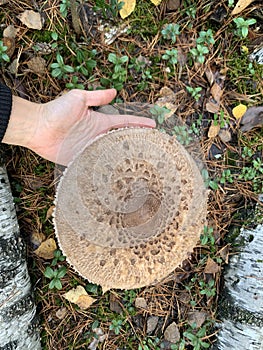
[212,224,263,350]
[0,165,41,349]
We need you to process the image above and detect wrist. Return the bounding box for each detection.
[2,96,42,149]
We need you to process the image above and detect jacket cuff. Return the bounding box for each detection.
[0,83,12,143]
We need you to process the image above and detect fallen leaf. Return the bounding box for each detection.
[27,56,46,74]
[119,0,136,19]
[167,0,181,11]
[2,37,15,57]
[46,205,55,221]
[232,104,247,119]
[109,293,123,314]
[56,307,67,319]
[231,0,255,15]
[150,0,162,5]
[0,0,8,4]
[63,285,96,310]
[240,106,263,132]
[208,122,220,138]
[30,231,46,248]
[218,129,232,143]
[135,297,148,309]
[218,245,230,263]
[210,82,223,103]
[17,10,42,30]
[204,257,221,274]
[34,238,57,259]
[206,100,220,113]
[187,311,207,328]
[3,25,19,39]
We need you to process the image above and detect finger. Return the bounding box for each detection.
[92,112,156,135]
[78,89,117,106]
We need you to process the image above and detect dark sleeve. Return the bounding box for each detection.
[0,83,12,143]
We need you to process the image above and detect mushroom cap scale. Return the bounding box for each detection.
[54,128,207,292]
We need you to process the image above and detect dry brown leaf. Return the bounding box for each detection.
[187,311,207,328]
[208,123,220,138]
[27,56,46,74]
[167,0,181,11]
[206,100,220,114]
[63,286,96,310]
[119,0,136,19]
[30,231,46,247]
[232,104,247,119]
[3,25,19,39]
[55,307,67,320]
[231,0,255,15]
[210,83,223,103]
[218,129,232,143]
[46,205,55,221]
[0,0,8,4]
[34,238,57,259]
[204,257,221,274]
[218,245,230,264]
[17,10,42,30]
[240,106,263,132]
[2,37,15,57]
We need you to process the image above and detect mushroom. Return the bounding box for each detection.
[54,128,207,292]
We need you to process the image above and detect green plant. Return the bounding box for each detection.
[228,0,234,7]
[149,105,170,124]
[109,317,125,335]
[200,226,215,246]
[138,337,161,350]
[161,23,180,43]
[170,340,186,350]
[173,125,194,146]
[183,0,197,18]
[199,279,216,298]
[162,48,178,65]
[105,53,129,90]
[66,75,85,89]
[219,169,234,184]
[183,324,210,349]
[201,169,218,190]
[233,17,256,38]
[51,249,66,266]
[196,29,215,45]
[60,0,70,17]
[94,0,124,19]
[213,110,228,128]
[190,44,209,64]
[186,86,202,101]
[0,40,10,62]
[50,53,74,79]
[44,265,67,290]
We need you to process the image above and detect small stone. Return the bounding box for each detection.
[146,316,159,334]
[218,129,231,143]
[27,56,46,75]
[164,322,180,343]
[135,297,148,309]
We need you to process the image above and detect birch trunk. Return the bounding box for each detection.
[0,165,41,349]
[212,224,263,350]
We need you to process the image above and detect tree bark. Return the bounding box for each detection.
[0,165,41,349]
[212,224,263,350]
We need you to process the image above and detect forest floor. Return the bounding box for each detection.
[1,0,263,349]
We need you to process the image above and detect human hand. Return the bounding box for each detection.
[4,89,155,165]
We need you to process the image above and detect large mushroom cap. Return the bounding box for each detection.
[54,128,207,292]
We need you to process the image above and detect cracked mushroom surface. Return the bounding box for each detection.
[54,128,207,292]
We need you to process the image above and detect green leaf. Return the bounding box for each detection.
[241,27,248,38]
[44,266,54,279]
[57,266,67,279]
[49,279,56,289]
[51,32,58,41]
[54,279,63,290]
[51,68,62,78]
[108,53,117,64]
[56,53,64,66]
[64,65,75,73]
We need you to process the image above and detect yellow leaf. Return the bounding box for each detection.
[232,104,247,119]
[63,286,96,310]
[119,0,136,19]
[150,0,163,5]
[241,45,249,54]
[231,0,255,15]
[34,238,57,259]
